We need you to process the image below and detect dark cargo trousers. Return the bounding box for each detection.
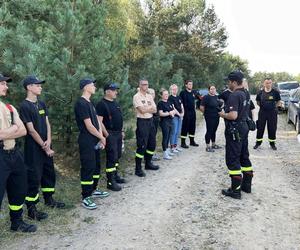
[0,148,27,222]
[78,134,101,199]
[135,118,156,165]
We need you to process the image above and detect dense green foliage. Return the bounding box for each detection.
[0,0,296,147]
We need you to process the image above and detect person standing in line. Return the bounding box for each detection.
[96,82,125,192]
[133,79,159,177]
[253,78,281,150]
[168,84,184,154]
[74,78,109,210]
[218,71,253,199]
[158,89,176,160]
[179,80,199,148]
[147,88,160,161]
[243,79,255,120]
[20,75,65,222]
[200,85,222,152]
[0,74,37,232]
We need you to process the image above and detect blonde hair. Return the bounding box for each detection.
[169,84,178,95]
[160,88,168,96]
[169,83,177,91]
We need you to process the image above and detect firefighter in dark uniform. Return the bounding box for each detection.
[253,78,281,150]
[96,82,125,192]
[219,71,253,199]
[133,79,159,177]
[0,74,37,232]
[74,78,109,210]
[179,80,199,148]
[20,75,65,221]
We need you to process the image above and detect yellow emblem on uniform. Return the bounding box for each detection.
[269,96,273,100]
[39,109,45,115]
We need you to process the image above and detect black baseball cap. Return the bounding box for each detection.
[0,74,12,82]
[104,82,119,91]
[224,71,244,82]
[79,78,96,90]
[23,75,45,88]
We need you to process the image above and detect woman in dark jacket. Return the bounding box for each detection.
[200,85,222,152]
[158,89,176,160]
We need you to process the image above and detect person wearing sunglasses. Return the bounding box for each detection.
[133,79,159,177]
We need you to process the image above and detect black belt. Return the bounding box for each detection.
[137,117,153,121]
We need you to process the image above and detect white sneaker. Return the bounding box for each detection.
[167,148,175,156]
[82,196,97,210]
[175,146,183,152]
[172,148,180,154]
[92,189,110,199]
[163,151,172,160]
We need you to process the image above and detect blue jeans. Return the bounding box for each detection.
[170,116,182,146]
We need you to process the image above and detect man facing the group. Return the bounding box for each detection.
[219,71,253,199]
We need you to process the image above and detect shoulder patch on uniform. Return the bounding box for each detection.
[39,109,45,115]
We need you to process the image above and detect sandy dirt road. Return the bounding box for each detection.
[3,111,300,250]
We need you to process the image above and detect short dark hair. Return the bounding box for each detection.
[184,79,192,85]
[208,85,215,90]
[264,77,272,81]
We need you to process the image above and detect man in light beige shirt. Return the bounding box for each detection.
[0,74,37,232]
[133,79,159,177]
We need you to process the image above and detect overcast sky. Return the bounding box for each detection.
[205,0,300,75]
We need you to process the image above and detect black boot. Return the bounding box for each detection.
[115,171,126,184]
[107,172,122,191]
[181,138,189,149]
[241,172,253,193]
[44,196,66,209]
[270,142,277,150]
[222,176,242,199]
[253,142,261,149]
[135,157,146,177]
[190,137,199,147]
[27,204,48,221]
[11,218,37,233]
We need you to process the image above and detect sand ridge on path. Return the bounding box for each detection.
[4,111,300,250]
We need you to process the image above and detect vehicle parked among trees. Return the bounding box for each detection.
[276,81,299,111]
[287,87,300,134]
